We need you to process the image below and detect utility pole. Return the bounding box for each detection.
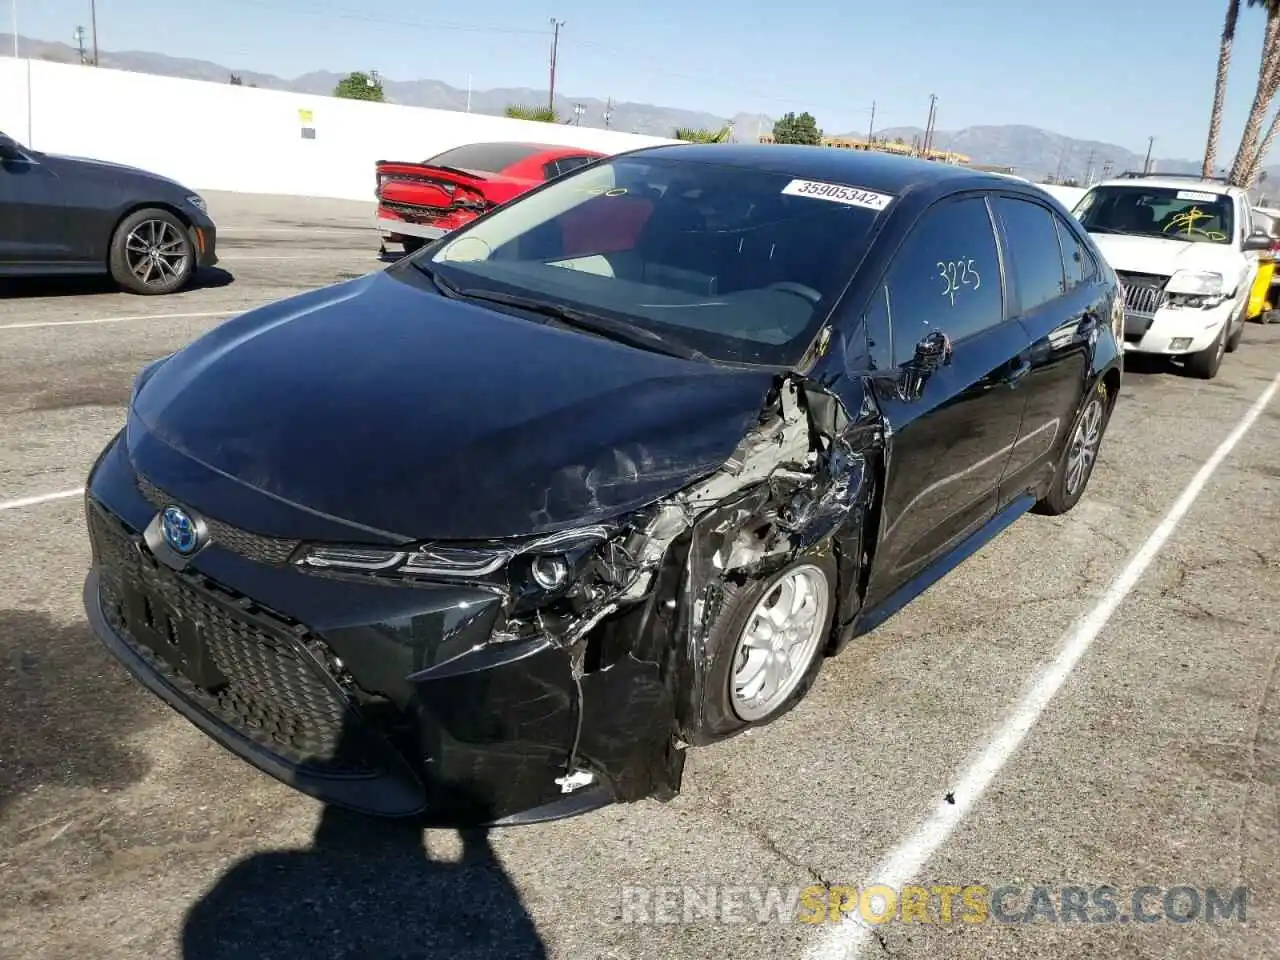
[466,73,472,112]
[547,18,564,114]
[572,102,585,125]
[602,97,612,129]
[1143,136,1155,174]
[11,0,17,59]
[73,25,87,64]
[867,100,875,144]
[1083,149,1095,186]
[90,0,98,64]
[922,94,937,156]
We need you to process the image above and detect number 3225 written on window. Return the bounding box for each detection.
[938,259,980,306]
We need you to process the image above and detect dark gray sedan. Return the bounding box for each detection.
[0,130,218,295]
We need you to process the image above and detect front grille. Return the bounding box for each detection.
[135,474,300,565]
[1116,270,1170,316]
[88,498,386,777]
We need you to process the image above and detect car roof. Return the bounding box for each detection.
[619,142,1010,197]
[1089,175,1244,196]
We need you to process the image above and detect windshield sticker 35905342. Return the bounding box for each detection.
[781,179,893,210]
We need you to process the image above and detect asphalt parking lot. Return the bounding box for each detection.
[1,190,1278,960]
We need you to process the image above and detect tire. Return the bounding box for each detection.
[1035,378,1111,516]
[401,237,425,255]
[108,208,195,295]
[1184,321,1226,379]
[698,550,838,739]
[1226,303,1245,353]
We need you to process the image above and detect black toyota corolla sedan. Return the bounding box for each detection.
[82,144,1123,825]
[0,130,218,294]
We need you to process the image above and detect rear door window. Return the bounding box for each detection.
[992,196,1067,314]
[426,142,546,173]
[1053,212,1095,291]
[884,195,1004,366]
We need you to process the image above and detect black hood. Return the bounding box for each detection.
[129,269,777,542]
[44,151,191,193]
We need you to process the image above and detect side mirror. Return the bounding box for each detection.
[1243,231,1274,252]
[898,331,952,400]
[913,330,953,372]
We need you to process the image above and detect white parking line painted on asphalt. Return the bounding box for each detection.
[0,488,85,512]
[801,369,1280,960]
[0,310,238,331]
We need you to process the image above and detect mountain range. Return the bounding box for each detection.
[5,32,1278,188]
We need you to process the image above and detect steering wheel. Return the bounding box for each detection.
[766,281,823,305]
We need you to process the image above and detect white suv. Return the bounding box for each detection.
[1070,174,1271,378]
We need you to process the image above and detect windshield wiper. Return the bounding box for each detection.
[448,287,710,362]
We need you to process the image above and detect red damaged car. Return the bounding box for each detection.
[375,141,605,255]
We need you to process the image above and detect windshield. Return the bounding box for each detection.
[1073,185,1235,244]
[417,154,888,365]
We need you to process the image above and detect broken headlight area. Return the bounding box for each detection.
[293,523,640,639]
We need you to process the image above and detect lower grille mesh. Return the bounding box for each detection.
[88,498,385,777]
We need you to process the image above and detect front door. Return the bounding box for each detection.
[861,194,1031,610]
[0,148,71,265]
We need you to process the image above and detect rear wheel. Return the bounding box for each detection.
[1184,322,1226,379]
[1035,379,1111,516]
[108,208,195,295]
[401,237,425,255]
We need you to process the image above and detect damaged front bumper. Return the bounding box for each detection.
[82,374,880,824]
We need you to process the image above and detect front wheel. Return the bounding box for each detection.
[699,552,838,738]
[108,208,195,295]
[1184,322,1226,379]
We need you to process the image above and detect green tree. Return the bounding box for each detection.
[505,104,559,122]
[673,126,730,143]
[334,71,385,102]
[772,111,823,145]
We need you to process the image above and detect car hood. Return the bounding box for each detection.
[1090,233,1251,289]
[128,269,777,542]
[44,152,189,191]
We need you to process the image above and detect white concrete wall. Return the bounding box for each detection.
[0,58,678,201]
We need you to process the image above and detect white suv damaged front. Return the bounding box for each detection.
[1070,177,1264,356]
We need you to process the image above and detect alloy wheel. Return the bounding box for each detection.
[124,219,190,289]
[1065,397,1104,497]
[729,563,830,722]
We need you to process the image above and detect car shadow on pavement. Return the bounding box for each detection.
[179,724,548,960]
[0,267,235,300]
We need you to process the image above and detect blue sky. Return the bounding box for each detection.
[9,0,1272,160]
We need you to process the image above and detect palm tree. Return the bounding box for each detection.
[1203,0,1241,177]
[505,104,558,123]
[1244,105,1280,183]
[1228,0,1280,184]
[673,126,731,143]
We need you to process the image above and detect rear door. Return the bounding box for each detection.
[988,194,1100,502]
[861,193,1031,609]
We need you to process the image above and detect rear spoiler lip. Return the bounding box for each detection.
[374,160,491,182]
